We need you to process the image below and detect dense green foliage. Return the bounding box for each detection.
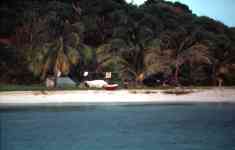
[0,0,235,86]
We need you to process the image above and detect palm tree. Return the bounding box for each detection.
[110,7,155,81]
[23,1,83,81]
[27,35,80,81]
[96,39,130,81]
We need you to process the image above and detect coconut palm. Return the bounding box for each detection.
[96,39,130,81]
[110,8,155,81]
[27,35,80,81]
[23,2,83,81]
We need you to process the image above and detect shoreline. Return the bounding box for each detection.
[1,88,235,108]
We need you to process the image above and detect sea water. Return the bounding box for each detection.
[1,104,235,150]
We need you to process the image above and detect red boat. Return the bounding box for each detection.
[103,84,119,90]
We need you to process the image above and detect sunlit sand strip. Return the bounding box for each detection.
[1,88,235,107]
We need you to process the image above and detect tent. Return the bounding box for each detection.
[57,77,77,87]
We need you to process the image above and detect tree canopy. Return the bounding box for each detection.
[0,0,235,86]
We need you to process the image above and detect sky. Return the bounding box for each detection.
[125,0,235,27]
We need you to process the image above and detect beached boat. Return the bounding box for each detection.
[103,84,119,90]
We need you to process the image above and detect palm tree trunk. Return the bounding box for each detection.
[135,44,144,74]
[211,63,218,86]
[174,63,180,85]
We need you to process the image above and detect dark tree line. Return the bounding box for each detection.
[0,0,235,86]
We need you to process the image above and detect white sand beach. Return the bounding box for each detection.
[1,88,235,107]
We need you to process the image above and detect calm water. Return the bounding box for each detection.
[1,104,235,150]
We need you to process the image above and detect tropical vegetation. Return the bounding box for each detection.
[0,0,235,86]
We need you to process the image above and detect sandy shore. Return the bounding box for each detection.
[1,88,235,107]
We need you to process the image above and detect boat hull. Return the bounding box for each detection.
[103,84,118,90]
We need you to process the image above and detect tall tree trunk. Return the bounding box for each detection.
[135,44,144,75]
[174,63,180,85]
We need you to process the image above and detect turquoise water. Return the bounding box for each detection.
[1,104,235,150]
